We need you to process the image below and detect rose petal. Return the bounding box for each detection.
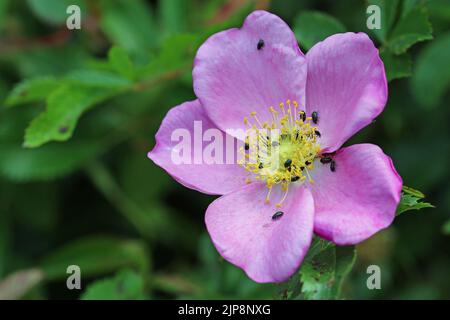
[305,32,387,152]
[193,10,306,137]
[205,182,314,283]
[309,143,402,245]
[148,100,248,195]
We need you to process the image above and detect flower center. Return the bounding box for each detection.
[239,100,321,207]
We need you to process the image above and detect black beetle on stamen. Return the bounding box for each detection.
[300,111,306,122]
[315,130,321,137]
[244,143,250,150]
[258,163,264,169]
[284,159,292,168]
[272,211,284,220]
[257,39,265,50]
[305,160,311,166]
[312,111,318,124]
[320,157,332,164]
[291,176,300,182]
[330,160,336,172]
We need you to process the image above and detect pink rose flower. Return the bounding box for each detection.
[148,10,402,283]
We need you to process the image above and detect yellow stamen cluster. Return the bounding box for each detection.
[239,100,321,207]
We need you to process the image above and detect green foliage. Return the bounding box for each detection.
[293,10,346,50]
[40,236,150,281]
[158,0,188,36]
[81,269,147,300]
[0,141,103,181]
[291,1,432,83]
[64,70,132,88]
[368,0,400,43]
[388,4,433,54]
[108,47,136,80]
[370,0,433,51]
[412,32,450,108]
[380,51,412,81]
[26,0,86,24]
[396,186,434,216]
[283,238,356,300]
[5,76,57,107]
[24,84,120,148]
[374,0,433,81]
[99,0,158,58]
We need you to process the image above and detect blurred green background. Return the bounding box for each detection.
[0,0,448,300]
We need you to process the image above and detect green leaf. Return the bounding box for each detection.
[400,0,425,18]
[368,0,400,43]
[99,0,157,58]
[107,47,135,80]
[300,238,336,300]
[381,50,412,81]
[158,0,187,36]
[412,32,450,108]
[24,84,120,148]
[388,4,433,54]
[402,185,426,198]
[396,186,434,216]
[142,33,199,76]
[40,236,149,281]
[26,0,86,24]
[293,11,346,50]
[428,0,450,21]
[289,238,356,300]
[64,70,132,88]
[81,269,146,300]
[0,141,103,181]
[14,46,90,78]
[4,77,58,107]
[443,220,450,235]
